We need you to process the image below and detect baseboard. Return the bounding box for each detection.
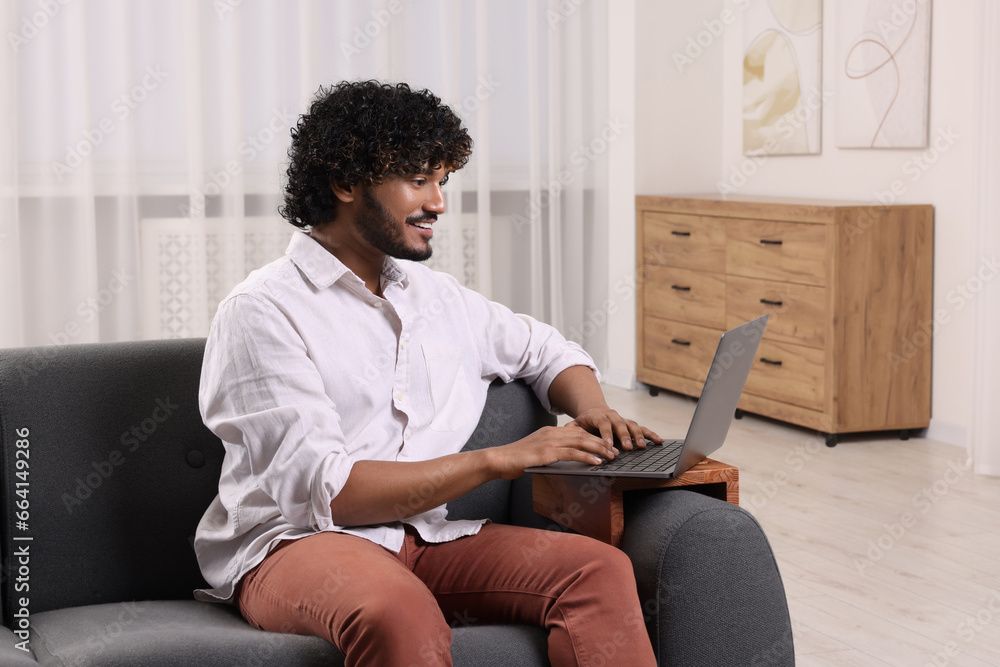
[925,418,968,449]
[596,373,971,452]
[600,366,636,390]
[973,463,1000,476]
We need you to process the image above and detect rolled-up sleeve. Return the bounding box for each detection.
[200,295,354,532]
[455,281,599,413]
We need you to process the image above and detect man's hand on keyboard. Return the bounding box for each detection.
[565,408,663,453]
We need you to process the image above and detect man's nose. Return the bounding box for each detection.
[425,184,446,214]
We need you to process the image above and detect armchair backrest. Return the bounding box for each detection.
[0,339,556,627]
[0,338,222,622]
[450,378,557,524]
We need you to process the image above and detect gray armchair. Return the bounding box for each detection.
[0,338,793,666]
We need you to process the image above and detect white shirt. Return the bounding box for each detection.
[193,231,597,602]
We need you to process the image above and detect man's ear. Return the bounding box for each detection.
[331,178,356,204]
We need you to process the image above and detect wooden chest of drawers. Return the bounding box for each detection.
[636,195,934,444]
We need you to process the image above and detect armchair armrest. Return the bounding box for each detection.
[622,489,794,666]
[0,627,36,666]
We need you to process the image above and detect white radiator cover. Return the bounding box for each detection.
[140,215,478,339]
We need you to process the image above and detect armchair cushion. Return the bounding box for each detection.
[1,627,39,666]
[26,601,549,667]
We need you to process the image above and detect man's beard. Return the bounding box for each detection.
[357,188,434,262]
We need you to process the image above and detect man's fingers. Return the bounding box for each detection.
[618,420,661,449]
[625,420,649,449]
[574,412,615,450]
[597,420,616,449]
[561,410,663,453]
[609,418,662,451]
[566,428,615,460]
[568,448,606,466]
[640,425,663,444]
[586,410,627,450]
[600,414,639,450]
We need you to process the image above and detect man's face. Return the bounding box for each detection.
[355,166,449,262]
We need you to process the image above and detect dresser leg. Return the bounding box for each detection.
[825,433,838,447]
[899,429,910,441]
[734,409,744,420]
[648,386,660,397]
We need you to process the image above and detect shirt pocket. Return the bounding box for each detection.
[421,342,476,432]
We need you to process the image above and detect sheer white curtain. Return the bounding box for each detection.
[0,0,614,370]
[971,0,1000,476]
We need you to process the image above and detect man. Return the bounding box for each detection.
[194,80,659,666]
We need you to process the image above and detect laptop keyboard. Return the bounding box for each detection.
[590,439,684,473]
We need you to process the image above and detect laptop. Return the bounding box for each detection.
[525,314,768,479]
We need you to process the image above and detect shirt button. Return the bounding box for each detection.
[404,429,413,440]
[400,340,407,350]
[396,392,405,402]
[373,301,383,309]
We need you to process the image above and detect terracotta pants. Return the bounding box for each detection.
[236,523,657,667]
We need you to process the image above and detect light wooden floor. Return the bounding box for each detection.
[598,385,1000,667]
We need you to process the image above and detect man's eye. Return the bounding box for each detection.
[440,174,450,186]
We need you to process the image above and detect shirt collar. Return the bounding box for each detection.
[286,231,410,290]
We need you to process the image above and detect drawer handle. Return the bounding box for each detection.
[759,239,783,246]
[760,357,783,366]
[671,285,691,292]
[671,230,691,237]
[760,298,784,307]
[671,339,692,347]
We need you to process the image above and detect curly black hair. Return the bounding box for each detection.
[279,80,473,229]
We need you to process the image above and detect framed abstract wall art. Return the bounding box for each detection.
[743,0,824,155]
[836,0,932,148]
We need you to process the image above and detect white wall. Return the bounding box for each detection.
[604,0,728,388]
[604,0,639,388]
[635,0,725,194]
[632,0,984,446]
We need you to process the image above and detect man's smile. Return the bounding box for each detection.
[407,215,436,238]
